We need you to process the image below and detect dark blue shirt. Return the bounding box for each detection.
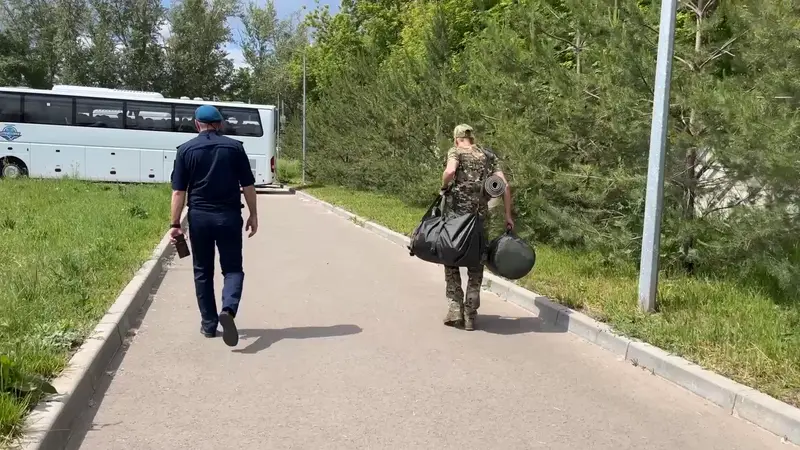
[171,131,256,212]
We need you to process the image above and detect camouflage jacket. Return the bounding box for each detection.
[444,144,499,217]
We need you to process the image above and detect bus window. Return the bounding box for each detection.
[75,98,124,129]
[0,93,22,122]
[218,107,262,137]
[173,105,196,133]
[126,101,172,132]
[23,95,73,125]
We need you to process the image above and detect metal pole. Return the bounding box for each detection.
[302,52,307,185]
[637,0,679,312]
[276,93,281,183]
[276,93,281,156]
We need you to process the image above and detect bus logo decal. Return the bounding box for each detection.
[0,125,21,141]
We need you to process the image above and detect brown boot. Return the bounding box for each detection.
[463,314,476,331]
[443,303,464,328]
[464,282,480,332]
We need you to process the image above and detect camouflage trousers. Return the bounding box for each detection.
[444,265,483,320]
[441,200,488,325]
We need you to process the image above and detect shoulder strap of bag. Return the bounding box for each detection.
[480,145,497,161]
[477,145,498,205]
[479,145,497,176]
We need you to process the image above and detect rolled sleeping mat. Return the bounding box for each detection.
[484,174,506,198]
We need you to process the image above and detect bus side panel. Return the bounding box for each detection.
[88,147,141,182]
[248,156,267,185]
[29,143,86,179]
[0,139,31,171]
[164,150,176,184]
[259,109,276,185]
[140,149,165,182]
[160,151,264,185]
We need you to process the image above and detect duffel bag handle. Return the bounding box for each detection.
[410,193,447,257]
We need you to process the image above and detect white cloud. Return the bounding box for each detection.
[158,22,172,44]
[75,34,125,51]
[226,45,250,69]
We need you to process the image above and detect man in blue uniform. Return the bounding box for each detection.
[168,105,259,347]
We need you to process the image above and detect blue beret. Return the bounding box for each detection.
[195,105,223,123]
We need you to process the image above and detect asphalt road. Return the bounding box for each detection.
[68,194,789,450]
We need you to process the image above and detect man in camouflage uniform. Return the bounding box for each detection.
[440,124,514,331]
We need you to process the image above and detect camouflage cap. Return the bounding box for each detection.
[453,124,474,139]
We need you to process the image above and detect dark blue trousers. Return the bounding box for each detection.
[187,208,244,333]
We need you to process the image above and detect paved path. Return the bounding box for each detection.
[68,194,788,450]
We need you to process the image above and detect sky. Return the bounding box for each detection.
[160,0,341,69]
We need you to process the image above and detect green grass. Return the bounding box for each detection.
[276,157,302,185]
[301,185,800,408]
[0,178,170,442]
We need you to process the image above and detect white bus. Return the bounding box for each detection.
[0,85,278,185]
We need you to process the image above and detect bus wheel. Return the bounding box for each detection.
[0,157,27,179]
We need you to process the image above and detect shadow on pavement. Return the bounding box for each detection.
[232,324,363,354]
[477,315,567,335]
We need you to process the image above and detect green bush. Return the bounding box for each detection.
[294,0,800,303]
[277,158,302,184]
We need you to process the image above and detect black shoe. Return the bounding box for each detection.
[219,310,239,347]
[201,326,217,338]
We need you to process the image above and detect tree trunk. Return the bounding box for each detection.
[682,0,704,274]
[575,29,581,74]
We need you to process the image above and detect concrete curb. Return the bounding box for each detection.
[296,190,800,445]
[254,185,296,195]
[13,209,190,450]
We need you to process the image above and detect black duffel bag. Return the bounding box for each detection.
[486,229,536,280]
[408,194,485,267]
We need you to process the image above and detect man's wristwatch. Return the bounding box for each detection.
[170,223,181,229]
